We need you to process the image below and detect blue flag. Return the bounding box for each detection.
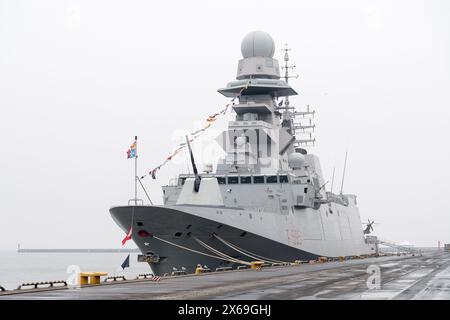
[121,254,130,270]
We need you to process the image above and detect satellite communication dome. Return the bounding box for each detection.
[241,31,275,58]
[288,152,305,169]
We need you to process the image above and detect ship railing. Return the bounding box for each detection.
[377,238,422,255]
[128,198,144,206]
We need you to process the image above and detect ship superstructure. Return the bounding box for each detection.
[110,31,376,275]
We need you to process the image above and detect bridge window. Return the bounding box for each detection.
[227,176,239,184]
[253,176,265,184]
[266,176,278,183]
[217,177,226,185]
[279,175,289,183]
[240,176,251,184]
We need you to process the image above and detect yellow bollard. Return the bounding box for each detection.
[90,272,108,284]
[79,272,108,285]
[318,257,327,263]
[79,273,90,285]
[250,261,264,270]
[195,264,205,274]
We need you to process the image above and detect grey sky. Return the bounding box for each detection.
[1,0,449,249]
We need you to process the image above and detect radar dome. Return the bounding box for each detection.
[241,31,275,58]
[288,153,305,169]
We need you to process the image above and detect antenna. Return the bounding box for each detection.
[277,44,316,148]
[330,165,336,194]
[340,150,348,195]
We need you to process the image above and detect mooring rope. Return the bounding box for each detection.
[213,234,287,264]
[152,235,250,265]
[191,235,252,266]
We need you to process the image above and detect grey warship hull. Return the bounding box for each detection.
[110,202,376,276]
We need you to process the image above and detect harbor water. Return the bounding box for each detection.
[0,251,151,290]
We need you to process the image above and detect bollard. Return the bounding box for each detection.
[79,272,108,285]
[250,261,264,270]
[195,264,205,274]
[318,257,327,263]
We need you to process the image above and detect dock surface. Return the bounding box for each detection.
[1,251,449,300]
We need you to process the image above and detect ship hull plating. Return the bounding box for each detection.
[110,204,375,276]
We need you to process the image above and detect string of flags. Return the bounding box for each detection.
[119,83,250,246]
[142,81,251,181]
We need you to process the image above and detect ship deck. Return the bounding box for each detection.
[1,251,449,300]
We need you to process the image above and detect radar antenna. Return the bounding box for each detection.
[277,44,316,148]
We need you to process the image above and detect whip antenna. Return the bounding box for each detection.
[340,150,348,195]
[330,165,336,194]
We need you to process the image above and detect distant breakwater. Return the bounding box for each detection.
[17,248,140,253]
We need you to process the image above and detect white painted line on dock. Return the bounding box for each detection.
[413,266,450,300]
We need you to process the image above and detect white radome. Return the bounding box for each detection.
[241,31,275,58]
[288,152,305,169]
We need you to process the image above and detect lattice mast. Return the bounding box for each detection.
[277,44,316,147]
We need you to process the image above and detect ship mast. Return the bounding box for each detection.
[277,44,316,148]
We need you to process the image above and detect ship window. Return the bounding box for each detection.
[136,222,144,227]
[186,224,192,229]
[180,178,186,185]
[279,175,289,183]
[217,177,226,185]
[227,176,239,184]
[304,187,308,193]
[253,176,265,184]
[240,231,247,237]
[266,176,278,183]
[173,232,182,238]
[240,176,251,184]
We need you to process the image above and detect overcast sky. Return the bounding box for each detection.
[1,0,449,249]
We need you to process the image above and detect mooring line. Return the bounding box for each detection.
[152,235,250,265]
[213,234,287,264]
[191,235,252,266]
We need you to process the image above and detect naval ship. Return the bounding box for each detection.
[110,31,377,276]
